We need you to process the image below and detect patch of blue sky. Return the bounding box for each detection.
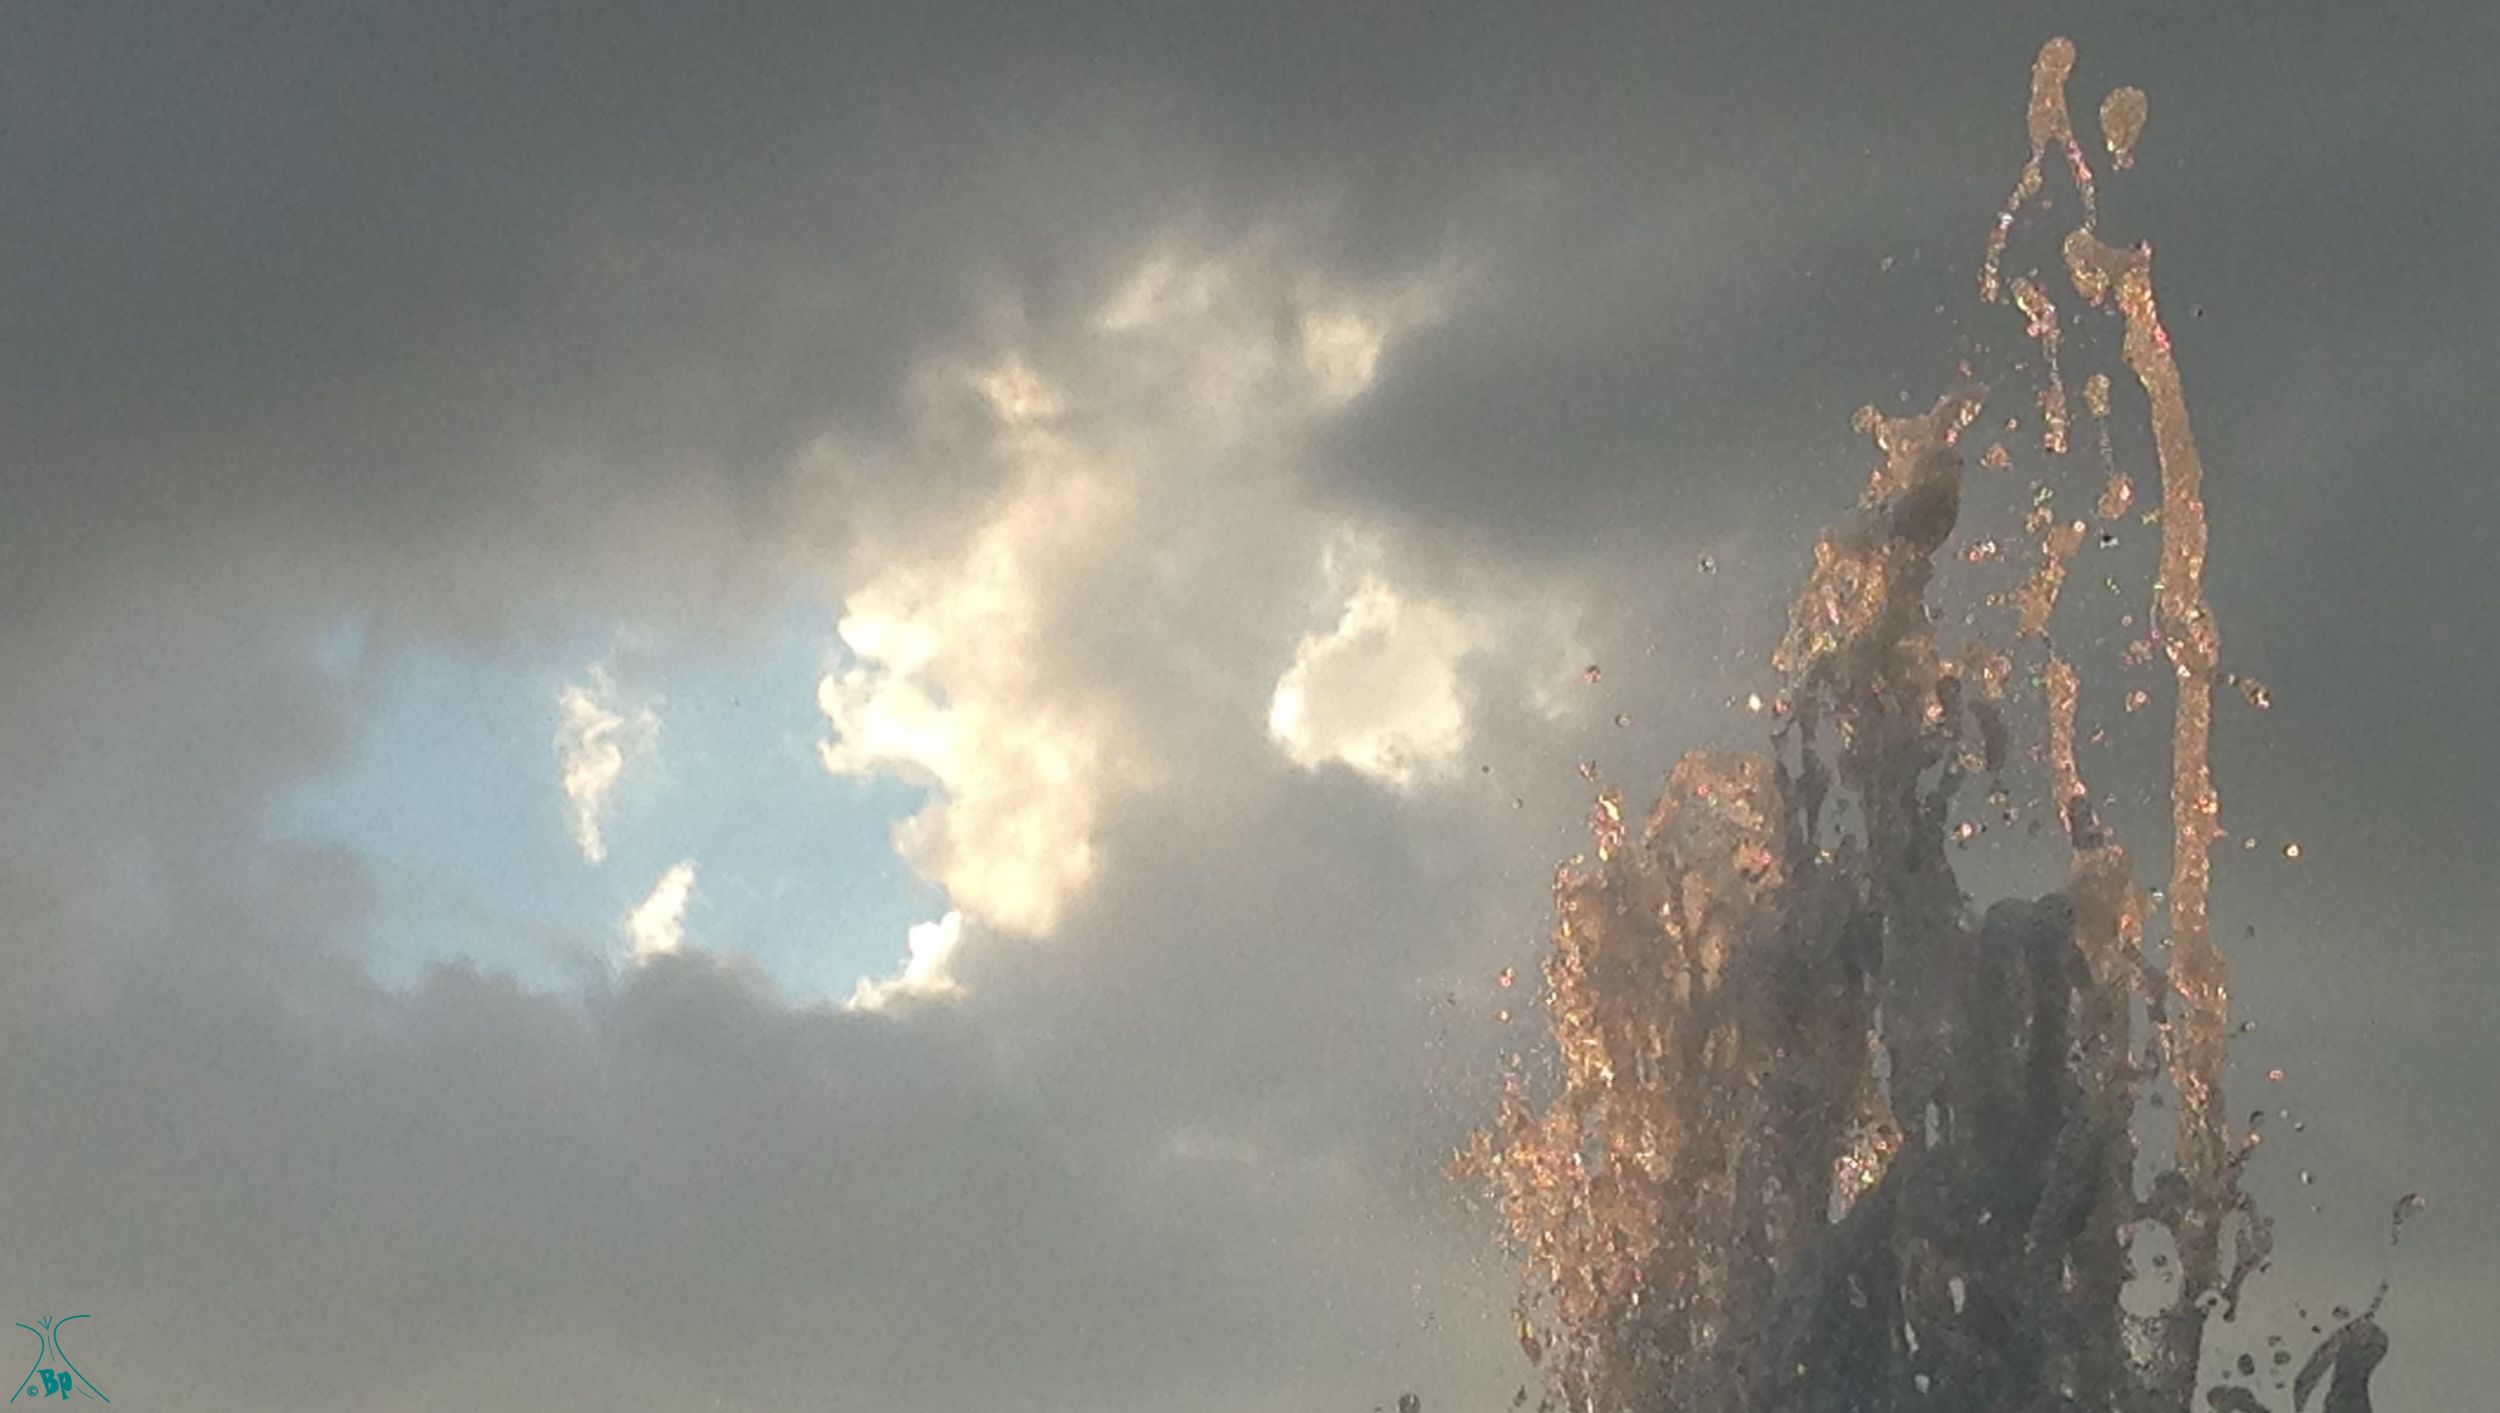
[273,601,946,1002]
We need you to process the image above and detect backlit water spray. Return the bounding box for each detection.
[1452,38,2389,1413]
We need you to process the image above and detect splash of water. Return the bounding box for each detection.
[1453,38,2386,1413]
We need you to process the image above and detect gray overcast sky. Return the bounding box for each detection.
[1,2,2493,1409]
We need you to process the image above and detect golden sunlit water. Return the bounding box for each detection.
[1453,38,2386,1413]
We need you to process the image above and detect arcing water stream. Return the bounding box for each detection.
[1453,38,2388,1413]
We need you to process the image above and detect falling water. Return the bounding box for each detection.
[1452,38,2387,1413]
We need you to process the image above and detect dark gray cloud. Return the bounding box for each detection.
[2,1,2494,1408]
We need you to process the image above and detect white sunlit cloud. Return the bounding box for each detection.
[626,859,699,962]
[846,910,967,1011]
[816,231,1462,954]
[554,665,659,865]
[1267,576,1486,789]
[1264,519,1600,789]
[817,416,1157,940]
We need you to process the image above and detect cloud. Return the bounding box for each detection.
[817,234,1457,941]
[814,418,1159,938]
[1,7,2494,1412]
[625,859,698,962]
[554,667,659,865]
[1268,569,1487,788]
[847,910,967,1011]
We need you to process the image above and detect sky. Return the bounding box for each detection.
[272,605,947,996]
[1,2,2494,1409]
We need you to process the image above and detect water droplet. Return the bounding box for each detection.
[1495,1009,1512,1025]
[2282,842,2301,859]
[1498,967,1517,989]
[1510,797,1523,810]
[1614,713,1632,728]
[1746,692,1765,714]
[2393,1191,2428,1243]
[2267,1068,2286,1084]
[1582,664,1602,685]
[2101,86,2149,168]
[1698,555,1717,574]
[2299,1171,2313,1186]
